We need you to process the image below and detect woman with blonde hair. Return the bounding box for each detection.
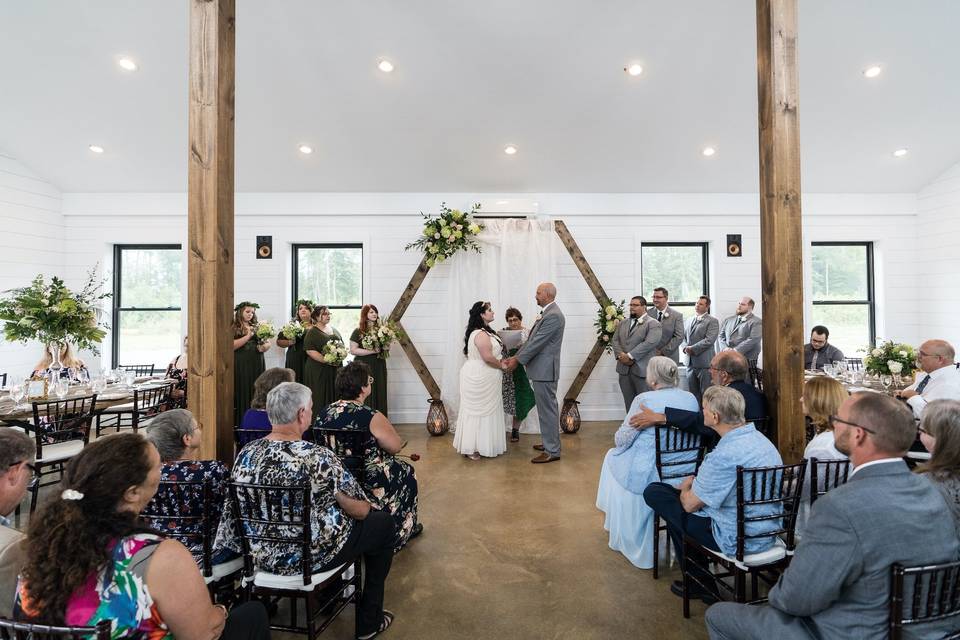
[32,343,88,381]
[232,302,271,424]
[917,399,960,532]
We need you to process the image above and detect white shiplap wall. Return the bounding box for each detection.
[916,162,960,348]
[0,152,64,379]
[51,191,921,422]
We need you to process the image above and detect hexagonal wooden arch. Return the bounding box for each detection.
[389,220,612,434]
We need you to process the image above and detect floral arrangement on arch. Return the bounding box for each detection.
[594,299,626,353]
[0,270,110,354]
[322,340,349,367]
[361,320,405,359]
[405,202,484,268]
[862,339,918,377]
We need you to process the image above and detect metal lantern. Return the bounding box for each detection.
[426,398,449,436]
[560,399,581,434]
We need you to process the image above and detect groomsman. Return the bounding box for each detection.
[648,287,684,364]
[683,295,719,402]
[611,296,662,411]
[719,296,762,364]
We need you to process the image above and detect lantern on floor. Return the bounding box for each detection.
[426,398,449,436]
[560,399,581,434]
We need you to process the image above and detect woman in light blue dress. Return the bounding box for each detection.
[596,356,700,569]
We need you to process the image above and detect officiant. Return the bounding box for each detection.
[500,307,536,442]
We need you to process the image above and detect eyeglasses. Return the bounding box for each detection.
[9,461,38,488]
[829,414,877,434]
[708,366,728,374]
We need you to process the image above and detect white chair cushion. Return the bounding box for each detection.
[241,562,348,592]
[101,402,135,413]
[204,557,244,584]
[707,537,787,570]
[37,439,84,463]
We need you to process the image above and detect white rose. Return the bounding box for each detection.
[871,348,882,357]
[899,351,908,358]
[887,361,903,374]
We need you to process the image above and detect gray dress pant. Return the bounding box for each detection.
[531,379,561,456]
[618,372,648,412]
[687,367,712,403]
[705,603,814,640]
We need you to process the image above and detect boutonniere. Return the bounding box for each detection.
[661,312,669,319]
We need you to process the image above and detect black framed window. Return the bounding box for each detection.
[811,242,875,357]
[112,245,183,370]
[640,243,709,308]
[293,244,363,339]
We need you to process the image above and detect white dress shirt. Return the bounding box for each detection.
[904,364,960,418]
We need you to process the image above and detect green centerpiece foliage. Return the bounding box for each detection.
[862,339,918,377]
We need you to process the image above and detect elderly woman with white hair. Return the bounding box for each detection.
[596,356,699,569]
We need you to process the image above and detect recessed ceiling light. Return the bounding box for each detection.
[625,63,644,77]
[893,148,908,157]
[702,146,716,157]
[377,59,395,73]
[88,145,104,154]
[863,65,882,78]
[504,145,518,155]
[298,144,313,154]
[117,57,138,72]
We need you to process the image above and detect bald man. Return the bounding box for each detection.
[895,339,960,418]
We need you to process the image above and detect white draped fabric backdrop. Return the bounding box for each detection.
[440,218,559,434]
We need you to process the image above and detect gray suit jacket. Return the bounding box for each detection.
[0,524,25,618]
[647,307,684,363]
[611,315,661,377]
[719,312,762,363]
[685,314,719,369]
[767,461,960,639]
[516,303,565,382]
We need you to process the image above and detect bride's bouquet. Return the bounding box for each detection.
[279,320,305,340]
[360,320,404,359]
[254,322,276,344]
[322,340,349,367]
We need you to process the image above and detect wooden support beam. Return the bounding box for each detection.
[757,0,805,462]
[389,255,431,323]
[394,320,442,400]
[563,340,606,402]
[554,220,610,305]
[187,0,235,462]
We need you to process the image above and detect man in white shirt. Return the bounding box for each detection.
[895,339,960,418]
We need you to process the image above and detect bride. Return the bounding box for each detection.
[453,301,507,460]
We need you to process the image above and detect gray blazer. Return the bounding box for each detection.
[516,303,565,382]
[767,461,960,639]
[0,525,25,618]
[610,315,661,377]
[685,313,719,369]
[647,306,684,363]
[718,312,762,363]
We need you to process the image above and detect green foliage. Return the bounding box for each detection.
[811,245,869,301]
[298,247,362,307]
[862,340,917,377]
[641,246,705,303]
[0,270,110,354]
[595,299,625,353]
[405,202,484,267]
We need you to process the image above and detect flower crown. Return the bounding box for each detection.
[295,299,315,309]
[234,301,260,312]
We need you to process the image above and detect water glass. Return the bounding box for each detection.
[880,375,893,391]
[54,379,70,400]
[10,384,25,406]
[92,375,107,394]
[123,372,136,388]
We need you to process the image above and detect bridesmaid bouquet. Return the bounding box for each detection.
[279,320,305,340]
[595,299,626,353]
[254,322,276,344]
[405,202,484,268]
[360,321,404,359]
[322,340,349,367]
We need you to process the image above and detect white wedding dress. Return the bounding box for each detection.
[453,330,507,457]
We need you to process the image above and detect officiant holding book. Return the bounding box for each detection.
[499,307,536,443]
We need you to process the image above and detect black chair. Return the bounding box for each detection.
[748,365,763,392]
[808,457,851,506]
[890,560,960,639]
[95,382,174,436]
[228,480,362,640]
[233,427,270,455]
[752,416,772,438]
[680,461,807,618]
[0,373,6,387]
[118,364,156,377]
[28,395,97,513]
[310,426,367,477]
[0,617,112,640]
[845,358,863,371]
[652,424,706,579]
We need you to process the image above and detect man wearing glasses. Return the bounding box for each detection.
[705,392,959,639]
[895,339,960,419]
[0,429,36,618]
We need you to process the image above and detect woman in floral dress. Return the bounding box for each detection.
[316,361,421,551]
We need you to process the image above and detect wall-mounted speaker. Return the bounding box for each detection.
[256,236,272,259]
[726,234,742,257]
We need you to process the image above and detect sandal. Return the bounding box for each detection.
[510,428,520,442]
[357,610,394,640]
[467,452,482,461]
[409,522,424,540]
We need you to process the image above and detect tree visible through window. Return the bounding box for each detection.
[811,242,875,357]
[640,243,709,307]
[294,244,363,339]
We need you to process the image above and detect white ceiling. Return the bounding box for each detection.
[1,1,958,194]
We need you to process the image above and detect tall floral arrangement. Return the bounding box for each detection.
[0,270,110,354]
[360,320,405,359]
[862,339,918,377]
[405,202,484,268]
[595,299,626,353]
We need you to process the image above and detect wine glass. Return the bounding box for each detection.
[54,379,70,400]
[92,375,107,394]
[123,371,136,388]
[880,374,893,392]
[10,383,26,408]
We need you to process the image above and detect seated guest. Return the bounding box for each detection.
[15,433,268,639]
[0,430,35,618]
[628,350,768,448]
[316,361,421,551]
[215,382,397,639]
[643,385,783,603]
[803,325,844,371]
[164,335,188,405]
[143,409,231,564]
[917,399,960,533]
[796,376,848,537]
[240,367,295,430]
[595,356,699,568]
[896,339,960,419]
[31,342,88,381]
[705,392,960,640]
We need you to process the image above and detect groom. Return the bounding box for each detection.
[503,282,565,464]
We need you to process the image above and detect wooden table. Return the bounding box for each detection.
[0,378,169,427]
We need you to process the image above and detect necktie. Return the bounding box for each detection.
[657,311,663,322]
[916,374,931,394]
[810,349,819,370]
[630,318,638,332]
[734,317,743,331]
[689,317,700,338]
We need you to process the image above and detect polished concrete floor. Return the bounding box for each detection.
[317,421,711,640]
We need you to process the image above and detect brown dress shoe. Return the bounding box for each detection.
[531,453,560,464]
[532,443,545,451]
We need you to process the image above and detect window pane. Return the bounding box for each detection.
[810,304,870,359]
[119,248,182,308]
[811,245,868,301]
[328,308,360,344]
[641,245,706,303]
[116,310,181,371]
[297,247,362,307]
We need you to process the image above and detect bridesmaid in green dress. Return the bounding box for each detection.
[276,299,314,383]
[348,304,389,417]
[303,305,344,420]
[232,302,270,424]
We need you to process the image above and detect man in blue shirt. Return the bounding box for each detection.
[643,385,783,601]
